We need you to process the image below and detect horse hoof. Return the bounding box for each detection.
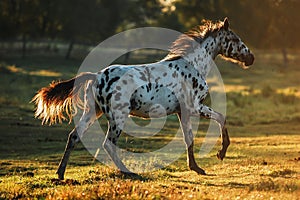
[217,150,225,161]
[190,166,206,175]
[120,171,143,180]
[199,169,206,175]
[196,169,206,175]
[57,175,64,180]
[56,170,65,180]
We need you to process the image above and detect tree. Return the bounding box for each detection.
[116,0,164,31]
[0,0,42,57]
[174,0,228,29]
[264,0,300,66]
[1,0,300,60]
[55,0,123,59]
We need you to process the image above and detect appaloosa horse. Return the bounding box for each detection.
[32,18,254,180]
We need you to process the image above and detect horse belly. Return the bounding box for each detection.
[129,87,179,118]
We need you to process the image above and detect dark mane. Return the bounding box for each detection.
[164,19,225,61]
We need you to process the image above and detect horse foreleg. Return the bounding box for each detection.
[187,141,206,175]
[217,122,230,161]
[198,105,230,160]
[178,113,206,175]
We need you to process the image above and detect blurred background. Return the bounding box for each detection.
[0,0,299,62]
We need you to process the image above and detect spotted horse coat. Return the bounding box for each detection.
[32,18,254,180]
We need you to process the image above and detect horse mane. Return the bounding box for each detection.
[164,19,225,61]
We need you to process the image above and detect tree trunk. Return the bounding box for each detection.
[65,39,74,59]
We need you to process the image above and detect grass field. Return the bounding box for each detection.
[0,50,299,199]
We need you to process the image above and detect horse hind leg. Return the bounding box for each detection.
[56,83,102,180]
[103,121,136,175]
[102,105,136,175]
[56,128,78,180]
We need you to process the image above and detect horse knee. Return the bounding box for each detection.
[216,112,226,128]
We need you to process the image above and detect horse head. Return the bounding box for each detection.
[218,18,254,67]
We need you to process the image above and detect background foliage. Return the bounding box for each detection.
[1,0,300,48]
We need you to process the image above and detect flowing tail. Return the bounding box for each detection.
[31,72,97,125]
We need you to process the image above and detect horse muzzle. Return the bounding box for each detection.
[244,53,254,66]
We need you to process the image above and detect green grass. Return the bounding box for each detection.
[0,51,299,199]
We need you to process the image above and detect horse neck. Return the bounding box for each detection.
[184,36,219,77]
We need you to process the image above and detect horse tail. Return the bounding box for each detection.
[31,72,97,125]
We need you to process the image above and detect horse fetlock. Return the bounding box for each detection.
[217,143,229,160]
[222,128,230,147]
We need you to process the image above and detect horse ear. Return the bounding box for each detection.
[223,17,229,30]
